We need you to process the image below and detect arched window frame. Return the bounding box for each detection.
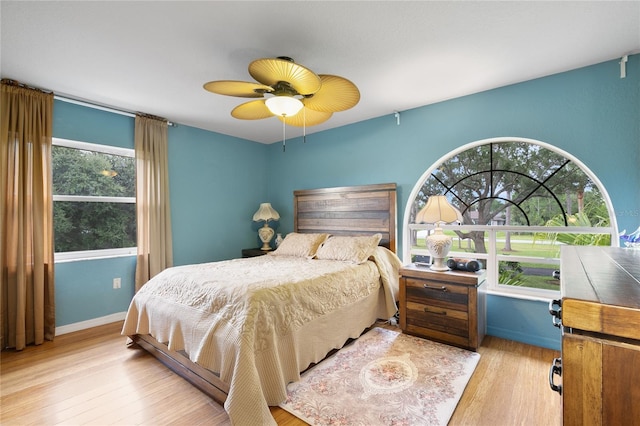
[402,137,619,300]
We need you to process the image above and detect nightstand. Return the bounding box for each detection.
[241,248,269,258]
[399,264,486,351]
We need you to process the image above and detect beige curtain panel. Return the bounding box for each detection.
[134,114,173,292]
[1,80,55,350]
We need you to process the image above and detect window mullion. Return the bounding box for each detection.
[487,228,498,291]
[53,195,135,203]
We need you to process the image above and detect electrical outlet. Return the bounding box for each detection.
[113,277,121,289]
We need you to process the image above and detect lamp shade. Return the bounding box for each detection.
[415,195,463,224]
[253,203,280,222]
[265,96,303,117]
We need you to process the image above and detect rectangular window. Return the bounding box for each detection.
[53,138,136,261]
[408,224,614,299]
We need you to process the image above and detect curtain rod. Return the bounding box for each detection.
[53,94,176,126]
[2,78,53,94]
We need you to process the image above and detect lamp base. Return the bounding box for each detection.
[258,223,275,251]
[426,227,453,272]
[430,257,450,271]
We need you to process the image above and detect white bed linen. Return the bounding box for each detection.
[122,247,401,425]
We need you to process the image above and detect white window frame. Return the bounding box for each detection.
[407,223,616,300]
[402,137,619,301]
[52,138,136,262]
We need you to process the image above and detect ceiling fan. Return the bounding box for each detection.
[203,56,360,144]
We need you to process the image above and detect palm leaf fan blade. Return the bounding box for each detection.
[231,100,274,120]
[203,81,271,98]
[303,74,360,112]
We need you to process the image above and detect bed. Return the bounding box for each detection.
[122,183,400,425]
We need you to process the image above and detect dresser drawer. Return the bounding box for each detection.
[404,323,472,349]
[404,277,469,312]
[406,300,469,338]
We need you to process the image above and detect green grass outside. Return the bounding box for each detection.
[522,273,560,290]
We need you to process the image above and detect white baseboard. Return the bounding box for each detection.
[55,312,127,336]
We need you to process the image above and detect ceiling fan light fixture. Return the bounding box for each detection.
[265,96,303,117]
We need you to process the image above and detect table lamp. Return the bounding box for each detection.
[253,203,280,250]
[416,195,463,271]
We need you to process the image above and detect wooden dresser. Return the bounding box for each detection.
[399,264,486,351]
[550,246,640,425]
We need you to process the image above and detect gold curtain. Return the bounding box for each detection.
[134,114,173,292]
[0,80,55,350]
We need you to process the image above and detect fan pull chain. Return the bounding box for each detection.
[282,116,286,152]
[303,108,307,144]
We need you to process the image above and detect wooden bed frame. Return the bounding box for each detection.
[130,183,397,408]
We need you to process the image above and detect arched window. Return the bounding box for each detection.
[403,137,617,298]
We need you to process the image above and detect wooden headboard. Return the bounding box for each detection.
[293,183,397,253]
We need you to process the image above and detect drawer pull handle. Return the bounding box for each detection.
[423,284,448,292]
[425,308,447,315]
[548,357,562,395]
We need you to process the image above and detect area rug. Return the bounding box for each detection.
[280,327,480,426]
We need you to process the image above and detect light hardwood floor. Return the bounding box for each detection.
[1,321,561,425]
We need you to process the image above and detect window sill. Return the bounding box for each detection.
[55,248,137,263]
[486,288,559,303]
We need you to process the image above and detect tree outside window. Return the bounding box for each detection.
[52,139,136,257]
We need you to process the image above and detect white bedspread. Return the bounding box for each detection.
[122,247,401,425]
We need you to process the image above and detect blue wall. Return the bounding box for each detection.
[166,124,269,265]
[55,256,136,326]
[487,296,559,350]
[52,57,639,350]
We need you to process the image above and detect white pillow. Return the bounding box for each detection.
[315,234,382,264]
[270,233,330,258]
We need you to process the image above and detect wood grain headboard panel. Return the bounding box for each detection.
[293,183,397,253]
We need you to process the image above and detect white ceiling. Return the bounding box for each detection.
[2,1,639,144]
